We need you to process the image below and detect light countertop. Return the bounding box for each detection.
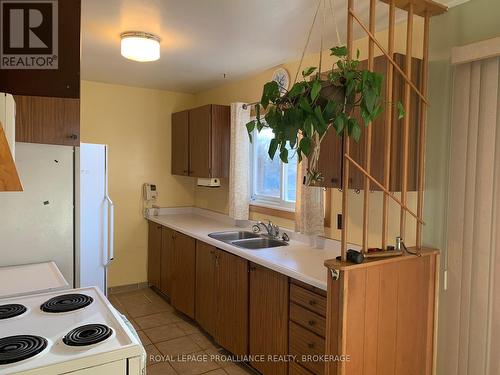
[147,208,345,290]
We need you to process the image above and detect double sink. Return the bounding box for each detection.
[208,231,288,250]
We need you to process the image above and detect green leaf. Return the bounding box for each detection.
[310,80,322,101]
[298,96,313,114]
[356,49,360,59]
[268,138,278,159]
[260,81,280,109]
[334,113,347,134]
[323,100,337,122]
[279,148,289,163]
[397,101,405,120]
[302,67,317,77]
[288,82,305,98]
[246,120,255,134]
[330,46,348,57]
[348,118,361,142]
[256,120,264,132]
[299,137,312,156]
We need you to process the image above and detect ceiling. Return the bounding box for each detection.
[81,0,462,94]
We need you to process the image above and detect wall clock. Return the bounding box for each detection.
[272,67,290,95]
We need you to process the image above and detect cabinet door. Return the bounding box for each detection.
[210,105,230,178]
[160,227,175,297]
[171,232,196,319]
[14,95,80,146]
[189,105,211,178]
[195,241,217,336]
[317,129,343,188]
[249,263,289,375]
[215,250,248,356]
[171,111,190,176]
[147,222,162,289]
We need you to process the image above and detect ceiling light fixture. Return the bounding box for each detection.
[120,31,160,62]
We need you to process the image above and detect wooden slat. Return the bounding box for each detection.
[362,0,376,254]
[348,10,428,105]
[382,0,396,250]
[345,154,425,225]
[0,125,22,191]
[400,3,414,240]
[379,0,447,17]
[416,12,430,249]
[342,0,355,262]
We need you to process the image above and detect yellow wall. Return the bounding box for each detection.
[193,20,423,246]
[80,81,196,287]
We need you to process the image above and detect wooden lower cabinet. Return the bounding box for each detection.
[324,251,438,375]
[147,222,162,289]
[171,232,196,319]
[249,263,289,375]
[215,250,248,356]
[195,241,217,335]
[160,227,175,296]
[195,242,249,356]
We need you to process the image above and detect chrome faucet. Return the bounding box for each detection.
[253,220,280,239]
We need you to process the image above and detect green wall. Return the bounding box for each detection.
[425,1,500,373]
[425,0,500,250]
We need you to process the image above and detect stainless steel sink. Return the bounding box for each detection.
[208,231,260,242]
[208,231,288,250]
[230,238,288,249]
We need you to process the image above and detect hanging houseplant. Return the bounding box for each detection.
[246,45,404,186]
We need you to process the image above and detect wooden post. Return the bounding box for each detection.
[416,11,430,250]
[342,0,354,262]
[362,0,376,254]
[400,3,414,241]
[382,0,395,250]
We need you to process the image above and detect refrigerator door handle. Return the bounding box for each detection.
[105,195,115,266]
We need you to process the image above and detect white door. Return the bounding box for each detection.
[76,143,114,294]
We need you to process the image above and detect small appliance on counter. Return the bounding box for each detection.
[0,287,145,374]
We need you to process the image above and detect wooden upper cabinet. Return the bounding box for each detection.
[316,53,422,192]
[160,226,175,297]
[195,241,218,336]
[147,222,162,289]
[171,111,190,176]
[215,250,249,356]
[172,104,230,178]
[15,95,80,146]
[317,123,343,189]
[171,232,196,319]
[249,263,289,375]
[189,105,212,178]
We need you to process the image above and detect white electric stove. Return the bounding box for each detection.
[0,287,145,375]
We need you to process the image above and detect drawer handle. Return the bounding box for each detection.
[309,300,317,306]
[307,342,315,349]
[308,320,316,326]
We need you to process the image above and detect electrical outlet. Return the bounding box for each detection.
[337,214,342,230]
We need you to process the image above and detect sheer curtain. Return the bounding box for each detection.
[443,56,500,375]
[228,103,250,220]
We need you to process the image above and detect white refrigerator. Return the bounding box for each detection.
[0,143,74,284]
[75,143,114,294]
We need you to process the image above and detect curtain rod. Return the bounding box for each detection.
[242,101,259,110]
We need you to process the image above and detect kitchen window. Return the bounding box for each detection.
[250,126,297,211]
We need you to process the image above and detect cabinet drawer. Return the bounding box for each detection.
[290,284,326,317]
[290,303,326,338]
[289,322,325,375]
[289,362,315,375]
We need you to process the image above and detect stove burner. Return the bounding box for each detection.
[63,324,113,347]
[0,335,47,365]
[40,294,93,313]
[0,304,27,320]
